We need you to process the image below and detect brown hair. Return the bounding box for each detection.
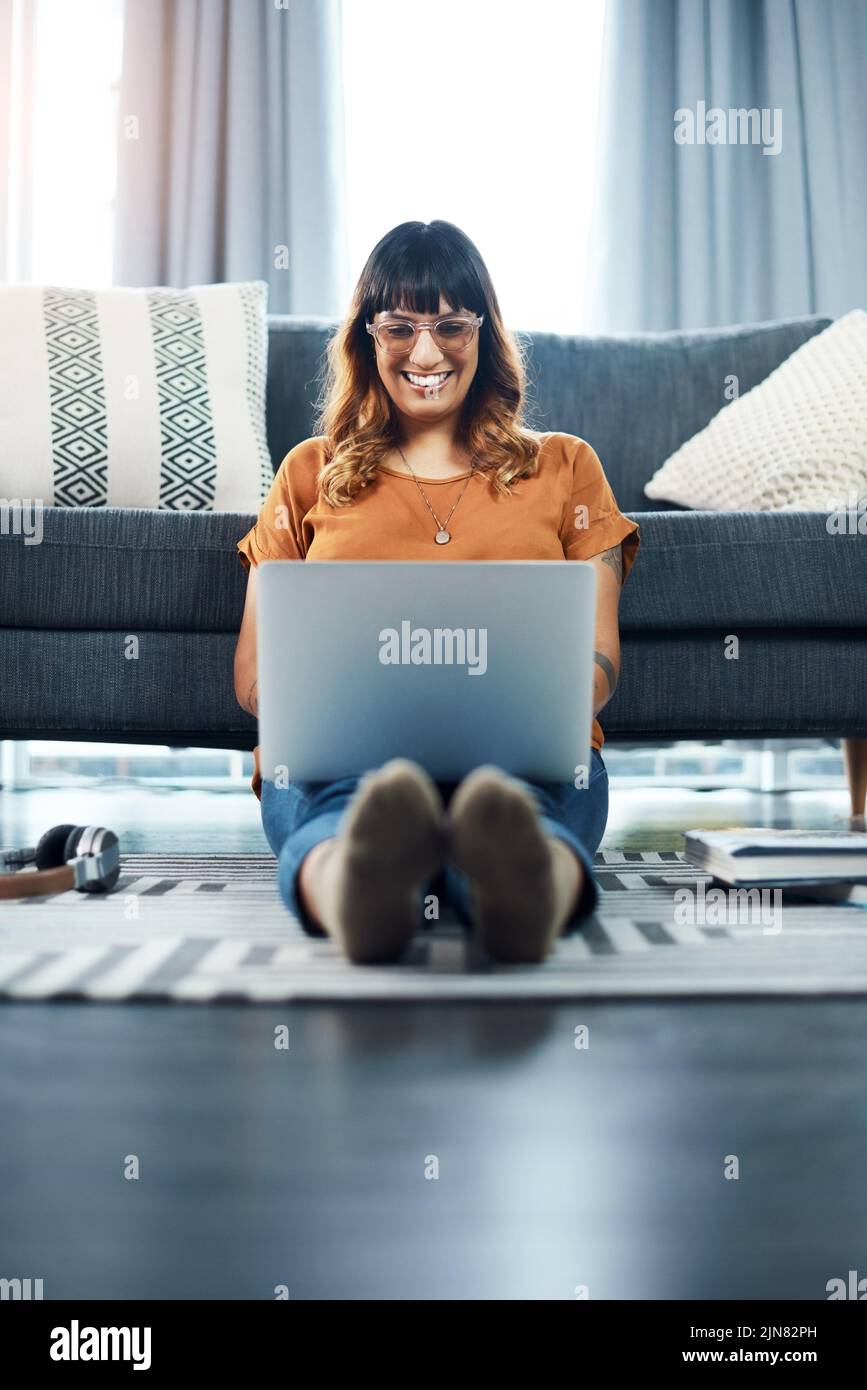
[314,220,541,506]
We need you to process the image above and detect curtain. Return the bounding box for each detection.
[113,0,348,315]
[585,0,867,331]
[0,0,11,279]
[0,0,36,282]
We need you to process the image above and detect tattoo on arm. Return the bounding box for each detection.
[599,543,623,584]
[247,678,259,716]
[594,650,618,698]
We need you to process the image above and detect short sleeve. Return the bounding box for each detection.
[561,438,640,584]
[236,438,323,569]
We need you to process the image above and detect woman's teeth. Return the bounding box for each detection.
[404,371,451,387]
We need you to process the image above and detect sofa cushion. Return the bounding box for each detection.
[518,316,833,513]
[603,630,867,742]
[2,505,864,634]
[644,311,867,510]
[1,507,251,632]
[617,509,867,630]
[264,316,337,472]
[0,628,255,738]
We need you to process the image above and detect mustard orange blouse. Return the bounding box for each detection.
[237,431,640,796]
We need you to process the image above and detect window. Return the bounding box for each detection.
[341,0,606,332]
[3,0,124,285]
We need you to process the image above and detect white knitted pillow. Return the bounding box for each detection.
[644,310,867,512]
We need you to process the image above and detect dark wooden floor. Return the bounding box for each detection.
[1,776,864,1300]
[1,1000,866,1299]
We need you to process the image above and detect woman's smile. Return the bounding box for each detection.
[401,369,455,393]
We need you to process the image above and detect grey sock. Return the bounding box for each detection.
[450,766,583,963]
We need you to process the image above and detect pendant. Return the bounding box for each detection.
[435,530,451,545]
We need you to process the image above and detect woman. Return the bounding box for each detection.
[234,220,640,965]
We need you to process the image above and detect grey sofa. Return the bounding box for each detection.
[2,313,866,807]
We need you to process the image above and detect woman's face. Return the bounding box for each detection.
[370,295,480,425]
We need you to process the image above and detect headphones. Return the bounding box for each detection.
[0,824,121,899]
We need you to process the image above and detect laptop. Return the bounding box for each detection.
[256,560,596,784]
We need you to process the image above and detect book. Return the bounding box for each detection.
[682,828,867,885]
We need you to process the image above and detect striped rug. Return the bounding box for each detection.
[1,851,866,1001]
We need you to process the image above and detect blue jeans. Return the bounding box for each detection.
[260,750,609,939]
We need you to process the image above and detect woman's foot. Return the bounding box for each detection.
[449,765,585,963]
[300,759,446,964]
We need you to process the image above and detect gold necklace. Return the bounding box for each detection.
[394,445,475,545]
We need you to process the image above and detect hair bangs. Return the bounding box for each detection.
[364,224,483,319]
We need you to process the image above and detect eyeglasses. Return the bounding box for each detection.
[365,314,484,355]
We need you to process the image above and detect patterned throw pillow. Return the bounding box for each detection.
[643,310,867,512]
[0,280,272,510]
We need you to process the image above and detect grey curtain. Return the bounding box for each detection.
[113,0,348,315]
[585,0,867,331]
